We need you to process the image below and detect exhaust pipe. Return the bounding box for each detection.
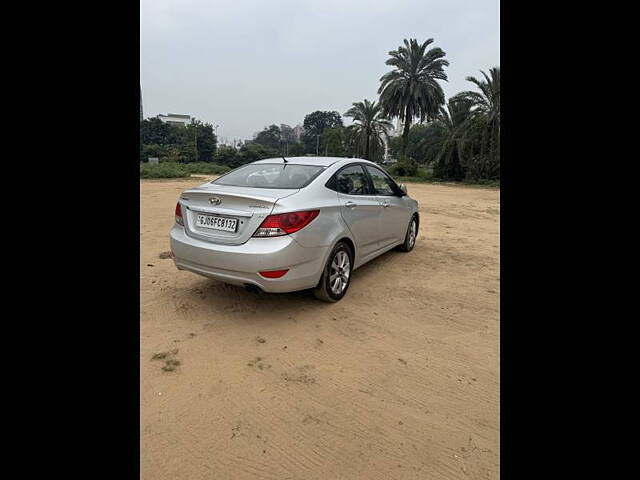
[244,284,262,294]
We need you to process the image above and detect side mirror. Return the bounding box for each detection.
[399,183,408,195]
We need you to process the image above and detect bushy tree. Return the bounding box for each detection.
[214,145,239,167]
[286,142,305,156]
[253,125,282,150]
[388,155,419,176]
[387,123,442,165]
[159,145,183,163]
[139,117,217,163]
[302,111,343,154]
[184,119,218,162]
[320,127,346,157]
[140,118,178,145]
[237,143,280,165]
[140,144,163,162]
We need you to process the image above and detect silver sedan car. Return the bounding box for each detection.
[170,157,419,302]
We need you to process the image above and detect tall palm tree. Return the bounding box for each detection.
[430,98,474,180]
[452,67,500,179]
[453,67,500,124]
[378,38,449,155]
[344,99,393,161]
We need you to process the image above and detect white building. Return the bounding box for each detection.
[292,124,304,142]
[157,113,191,127]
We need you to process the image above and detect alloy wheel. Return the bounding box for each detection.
[408,219,417,249]
[329,250,351,295]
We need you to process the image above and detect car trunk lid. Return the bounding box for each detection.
[178,183,299,245]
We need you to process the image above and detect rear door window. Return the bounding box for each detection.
[330,165,371,195]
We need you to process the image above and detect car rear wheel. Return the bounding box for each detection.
[398,215,418,252]
[313,242,353,302]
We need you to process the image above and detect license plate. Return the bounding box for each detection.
[195,214,238,232]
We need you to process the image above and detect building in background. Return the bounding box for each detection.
[292,124,304,142]
[279,124,304,144]
[157,113,191,127]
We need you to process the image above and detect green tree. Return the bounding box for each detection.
[378,38,449,155]
[159,145,183,163]
[253,125,283,150]
[388,123,442,164]
[237,143,280,165]
[140,143,164,162]
[344,99,393,161]
[287,142,305,156]
[453,67,500,127]
[452,67,500,181]
[431,98,474,180]
[301,111,343,154]
[214,145,240,167]
[320,127,347,157]
[388,155,419,176]
[140,117,217,163]
[140,118,177,145]
[183,119,218,162]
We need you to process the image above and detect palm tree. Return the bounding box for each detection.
[453,67,500,124]
[429,98,474,180]
[378,38,449,155]
[344,99,393,161]
[452,67,500,179]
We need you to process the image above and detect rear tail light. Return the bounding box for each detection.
[259,269,289,278]
[175,202,184,226]
[253,210,319,237]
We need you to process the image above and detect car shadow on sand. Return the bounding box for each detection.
[176,246,412,315]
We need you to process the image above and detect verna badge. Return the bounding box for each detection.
[209,197,222,206]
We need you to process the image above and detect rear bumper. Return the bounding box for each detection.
[169,225,328,293]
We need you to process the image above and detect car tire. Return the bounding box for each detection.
[398,215,418,252]
[313,241,353,302]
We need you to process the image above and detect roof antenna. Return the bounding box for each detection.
[282,156,288,163]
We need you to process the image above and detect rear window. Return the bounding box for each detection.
[212,164,325,189]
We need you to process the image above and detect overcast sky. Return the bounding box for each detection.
[140,0,499,142]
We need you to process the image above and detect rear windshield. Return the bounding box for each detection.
[212,163,325,189]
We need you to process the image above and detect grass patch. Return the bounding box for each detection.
[140,162,230,179]
[391,166,434,184]
[394,177,500,188]
[393,175,434,184]
[392,170,432,184]
[392,171,500,189]
[391,166,499,188]
[463,179,500,188]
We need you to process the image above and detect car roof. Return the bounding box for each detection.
[251,156,373,167]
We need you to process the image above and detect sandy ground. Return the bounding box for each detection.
[140,177,500,480]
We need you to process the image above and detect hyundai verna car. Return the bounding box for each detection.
[170,157,419,302]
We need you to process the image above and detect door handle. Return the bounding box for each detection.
[382,200,390,208]
[345,201,357,208]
